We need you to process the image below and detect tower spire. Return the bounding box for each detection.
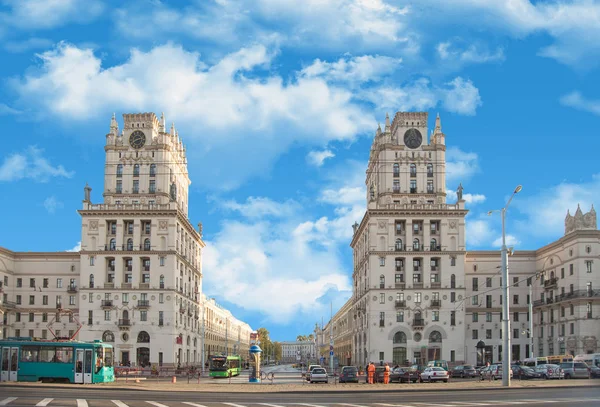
[385,112,391,133]
[159,112,166,133]
[110,113,119,136]
[434,112,442,134]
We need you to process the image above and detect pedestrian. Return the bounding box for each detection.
[384,362,390,384]
[368,361,375,384]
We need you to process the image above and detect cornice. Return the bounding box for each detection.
[535,229,600,256]
[78,208,178,217]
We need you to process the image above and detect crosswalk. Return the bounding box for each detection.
[1,399,600,407]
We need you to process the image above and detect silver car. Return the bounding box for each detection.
[310,367,328,383]
[560,361,590,379]
[534,363,564,379]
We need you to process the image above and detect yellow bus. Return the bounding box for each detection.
[546,354,573,365]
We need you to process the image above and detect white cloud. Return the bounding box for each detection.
[0,146,73,182]
[0,0,103,30]
[492,234,520,248]
[514,174,600,239]
[446,189,486,205]
[4,37,53,53]
[43,196,63,214]
[445,147,480,184]
[363,76,482,116]
[300,55,402,85]
[307,150,335,167]
[66,242,81,252]
[12,42,373,189]
[560,91,600,116]
[466,219,495,247]
[437,40,505,65]
[221,196,300,219]
[0,103,22,116]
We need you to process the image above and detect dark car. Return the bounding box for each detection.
[511,365,542,380]
[374,366,387,383]
[451,365,477,378]
[390,367,420,383]
[339,366,359,383]
[590,365,600,378]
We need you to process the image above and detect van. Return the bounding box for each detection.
[427,360,449,371]
[523,357,548,368]
[560,361,590,379]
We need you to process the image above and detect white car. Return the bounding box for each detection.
[534,363,564,380]
[420,367,450,382]
[310,367,328,383]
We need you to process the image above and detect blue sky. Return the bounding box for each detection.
[1,0,600,341]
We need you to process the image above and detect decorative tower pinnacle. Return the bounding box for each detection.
[434,112,442,134]
[170,122,175,136]
[110,113,119,136]
[159,112,166,133]
[385,112,391,133]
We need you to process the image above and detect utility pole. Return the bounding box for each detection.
[201,301,205,374]
[529,282,534,359]
[329,301,334,373]
[225,318,228,356]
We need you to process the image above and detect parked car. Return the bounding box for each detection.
[310,367,328,383]
[480,364,513,381]
[306,364,322,381]
[420,366,450,383]
[339,366,359,383]
[560,361,591,379]
[374,366,387,383]
[534,363,564,380]
[451,365,478,378]
[390,367,419,383]
[511,365,542,380]
[589,365,600,378]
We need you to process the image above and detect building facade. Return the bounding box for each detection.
[322,111,599,368]
[0,112,253,368]
[280,340,316,363]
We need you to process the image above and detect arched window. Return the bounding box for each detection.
[150,164,156,177]
[102,331,114,342]
[127,238,133,251]
[427,163,433,177]
[395,239,403,251]
[133,164,140,177]
[109,238,116,251]
[144,238,151,251]
[430,238,437,250]
[410,163,417,177]
[160,275,165,289]
[429,331,442,343]
[89,274,94,288]
[450,274,456,289]
[380,275,385,289]
[393,163,399,177]
[122,310,129,320]
[393,331,407,344]
[550,271,555,279]
[116,164,123,178]
[137,331,150,343]
[413,238,420,250]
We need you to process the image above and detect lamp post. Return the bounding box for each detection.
[487,185,522,387]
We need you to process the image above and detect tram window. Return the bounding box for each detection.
[20,346,40,362]
[54,347,74,363]
[39,347,56,363]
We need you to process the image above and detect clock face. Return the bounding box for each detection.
[129,130,146,149]
[403,128,422,149]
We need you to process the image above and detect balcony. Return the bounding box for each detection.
[413,282,424,289]
[431,282,441,289]
[118,319,131,327]
[430,245,441,251]
[104,283,114,289]
[431,300,441,308]
[427,172,433,178]
[137,300,150,308]
[395,300,406,308]
[534,289,600,307]
[67,284,78,293]
[393,188,401,194]
[379,321,385,328]
[393,171,400,178]
[410,188,417,194]
[544,278,558,289]
[139,283,150,289]
[395,266,405,272]
[121,283,132,289]
[427,189,434,194]
[395,282,406,289]
[101,300,113,308]
[412,246,422,252]
[395,245,405,252]
[413,319,424,327]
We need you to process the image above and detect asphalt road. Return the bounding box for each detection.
[2,385,600,407]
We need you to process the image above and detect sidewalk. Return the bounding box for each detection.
[2,379,599,393]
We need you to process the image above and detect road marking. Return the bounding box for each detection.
[146,402,170,407]
[375,404,417,407]
[339,404,370,407]
[223,403,248,407]
[0,398,17,406]
[77,400,89,407]
[112,401,129,407]
[183,403,208,407]
[412,403,459,407]
[297,404,328,407]
[447,403,492,406]
[36,399,54,407]
[260,404,286,407]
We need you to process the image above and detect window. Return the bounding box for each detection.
[105,311,111,321]
[472,313,478,322]
[159,311,164,326]
[570,304,574,315]
[472,277,478,291]
[414,292,421,303]
[569,264,573,275]
[379,257,385,266]
[16,313,21,322]
[450,292,455,303]
[432,311,439,321]
[116,180,122,194]
[486,329,492,339]
[17,278,22,287]
[89,293,93,303]
[396,311,404,322]
[472,330,478,340]
[587,302,593,319]
[427,163,433,177]
[133,180,139,193]
[450,311,456,326]
[56,295,62,307]
[29,278,35,288]
[570,323,574,335]
[133,164,140,177]
[486,312,492,322]
[16,295,21,304]
[29,295,35,305]
[144,238,151,251]
[126,238,133,251]
[413,238,420,250]
[513,329,519,339]
[410,179,416,193]
[42,295,48,305]
[380,293,385,304]
[430,238,437,250]
[122,293,129,304]
[43,278,49,288]
[379,352,384,361]
[117,164,123,177]
[109,238,116,251]
[379,312,385,327]
[90,256,95,266]
[586,261,593,273]
[160,256,165,266]
[513,312,519,322]
[160,275,165,289]
[450,257,456,267]
[471,295,478,306]
[42,313,48,322]
[150,164,156,177]
[149,180,156,193]
[140,311,148,322]
[486,295,492,308]
[513,295,519,305]
[513,277,519,287]
[427,180,434,193]
[393,179,400,193]
[410,163,416,177]
[450,274,456,288]
[159,293,164,303]
[486,277,492,288]
[69,295,75,306]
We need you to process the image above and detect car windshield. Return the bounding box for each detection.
[432,367,445,371]
[342,367,357,372]
[464,365,474,369]
[313,369,325,374]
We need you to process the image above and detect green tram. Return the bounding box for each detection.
[0,337,114,384]
[209,354,243,378]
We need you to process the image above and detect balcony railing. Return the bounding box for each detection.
[395,282,405,289]
[395,266,405,272]
[431,300,441,307]
[544,278,558,289]
[104,283,114,289]
[410,188,417,194]
[101,300,113,308]
[431,282,441,289]
[395,300,406,308]
[430,245,441,251]
[139,283,150,289]
[413,282,424,289]
[379,321,385,327]
[118,319,131,327]
[393,188,401,193]
[137,300,150,308]
[534,289,600,307]
[413,319,424,327]
[67,285,78,293]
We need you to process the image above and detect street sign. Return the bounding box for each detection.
[329,345,333,352]
[329,351,334,356]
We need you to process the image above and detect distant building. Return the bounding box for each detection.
[280,340,315,363]
[318,111,599,368]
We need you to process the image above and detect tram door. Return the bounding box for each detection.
[75,349,84,383]
[84,349,93,383]
[3,347,18,382]
[1,347,8,382]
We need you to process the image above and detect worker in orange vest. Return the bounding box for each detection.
[383,362,390,384]
[367,362,375,384]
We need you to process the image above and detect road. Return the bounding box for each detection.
[1,385,600,407]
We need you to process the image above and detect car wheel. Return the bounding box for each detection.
[428,377,432,383]
[461,373,464,378]
[444,379,448,383]
[565,374,571,380]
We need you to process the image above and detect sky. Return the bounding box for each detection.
[1,0,600,341]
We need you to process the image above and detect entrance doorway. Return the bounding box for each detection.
[121,351,130,366]
[137,347,150,367]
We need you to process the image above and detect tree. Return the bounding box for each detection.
[257,327,274,362]
[308,334,315,341]
[296,335,307,341]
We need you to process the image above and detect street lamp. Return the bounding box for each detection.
[487,185,522,387]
